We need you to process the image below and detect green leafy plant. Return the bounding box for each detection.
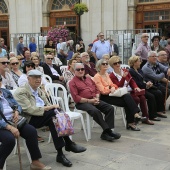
[71,3,88,15]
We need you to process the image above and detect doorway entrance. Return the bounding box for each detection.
[159,22,170,38]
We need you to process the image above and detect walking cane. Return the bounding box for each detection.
[164,78,169,113]
[14,124,23,170]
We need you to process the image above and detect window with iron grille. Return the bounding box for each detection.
[56,17,76,25]
[52,0,79,10]
[0,0,8,13]
[139,0,154,2]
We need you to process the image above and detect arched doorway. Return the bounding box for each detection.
[0,0,9,47]
[49,0,80,42]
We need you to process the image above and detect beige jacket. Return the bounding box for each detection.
[13,83,51,122]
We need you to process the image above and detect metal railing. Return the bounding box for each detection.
[106,28,162,64]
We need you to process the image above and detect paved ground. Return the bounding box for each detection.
[5,102,170,170]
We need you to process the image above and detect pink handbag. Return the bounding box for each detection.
[53,109,74,137]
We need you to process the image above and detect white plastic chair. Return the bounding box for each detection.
[43,74,52,83]
[120,64,130,70]
[45,83,88,142]
[60,66,68,74]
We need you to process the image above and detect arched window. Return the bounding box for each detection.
[0,0,8,14]
[51,0,79,10]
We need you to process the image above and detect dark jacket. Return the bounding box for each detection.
[42,63,62,81]
[129,68,147,89]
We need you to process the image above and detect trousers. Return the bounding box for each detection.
[0,124,41,169]
[76,100,115,131]
[29,109,72,150]
[100,93,140,124]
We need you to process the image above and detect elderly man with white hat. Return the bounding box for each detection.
[14,69,86,168]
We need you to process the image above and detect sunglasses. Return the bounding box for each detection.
[11,62,19,65]
[18,58,24,60]
[102,63,108,66]
[76,68,85,71]
[47,58,54,60]
[26,65,34,68]
[113,61,122,65]
[0,61,10,65]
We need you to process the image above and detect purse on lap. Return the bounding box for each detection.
[131,89,145,96]
[109,87,128,97]
[53,108,74,137]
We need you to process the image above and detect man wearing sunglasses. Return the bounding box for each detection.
[135,33,151,68]
[0,57,17,90]
[42,54,64,84]
[69,63,121,142]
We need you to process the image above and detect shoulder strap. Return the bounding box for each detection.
[0,109,9,123]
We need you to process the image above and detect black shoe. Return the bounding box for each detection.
[56,154,72,167]
[150,117,161,121]
[65,142,86,153]
[134,116,147,123]
[126,124,140,131]
[109,131,121,139]
[101,133,115,142]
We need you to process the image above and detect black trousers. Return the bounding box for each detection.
[76,100,115,131]
[100,94,140,124]
[29,109,72,150]
[146,89,165,116]
[0,124,41,169]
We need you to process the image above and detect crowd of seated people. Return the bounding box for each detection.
[1,33,170,169]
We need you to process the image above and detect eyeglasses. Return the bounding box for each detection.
[75,68,85,72]
[113,61,122,65]
[0,61,10,65]
[100,35,104,36]
[160,54,167,56]
[101,63,108,66]
[11,62,19,65]
[18,58,24,60]
[26,65,35,68]
[47,58,54,60]
[150,55,157,58]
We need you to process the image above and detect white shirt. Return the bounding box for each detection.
[2,71,18,90]
[112,69,132,92]
[48,65,60,77]
[59,42,70,55]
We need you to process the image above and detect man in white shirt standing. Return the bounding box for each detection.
[58,40,74,65]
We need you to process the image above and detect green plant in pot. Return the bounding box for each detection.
[71,3,88,16]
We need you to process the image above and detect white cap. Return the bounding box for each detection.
[27,70,42,76]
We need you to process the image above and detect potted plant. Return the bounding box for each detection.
[71,3,88,16]
[47,25,70,44]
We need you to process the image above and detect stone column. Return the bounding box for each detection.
[128,0,136,30]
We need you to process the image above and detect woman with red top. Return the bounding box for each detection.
[109,56,153,125]
[93,59,147,131]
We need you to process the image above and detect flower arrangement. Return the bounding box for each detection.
[47,25,69,44]
[71,3,88,15]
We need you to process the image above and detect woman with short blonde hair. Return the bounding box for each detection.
[128,55,166,120]
[9,57,23,86]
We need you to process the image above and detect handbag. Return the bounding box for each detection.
[131,89,145,96]
[109,87,128,97]
[53,108,74,137]
[0,109,27,130]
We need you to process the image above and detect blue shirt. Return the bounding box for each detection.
[0,49,7,57]
[29,42,37,52]
[92,40,111,59]
[16,43,24,55]
[29,85,45,107]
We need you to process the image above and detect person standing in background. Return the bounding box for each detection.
[135,33,151,68]
[29,37,37,53]
[16,36,24,56]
